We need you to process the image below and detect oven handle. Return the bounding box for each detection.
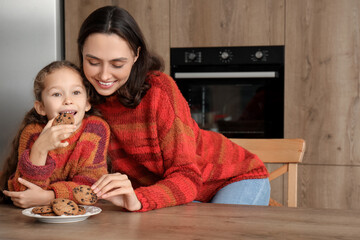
[174,71,277,79]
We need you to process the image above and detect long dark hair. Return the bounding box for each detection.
[0,60,98,203]
[77,6,164,108]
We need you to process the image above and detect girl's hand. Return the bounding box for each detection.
[91,173,142,211]
[2,178,55,208]
[30,118,76,166]
[37,118,76,151]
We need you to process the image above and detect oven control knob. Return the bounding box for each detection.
[255,50,264,59]
[188,52,197,61]
[219,50,233,63]
[221,51,230,60]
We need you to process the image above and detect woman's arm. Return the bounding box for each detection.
[93,74,203,212]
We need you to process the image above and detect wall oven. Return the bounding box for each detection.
[170,46,284,138]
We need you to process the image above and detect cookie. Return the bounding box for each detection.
[73,185,98,205]
[40,212,57,216]
[51,198,79,216]
[52,112,75,126]
[32,205,53,214]
[77,205,86,215]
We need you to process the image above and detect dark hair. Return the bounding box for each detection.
[0,60,99,203]
[77,6,164,108]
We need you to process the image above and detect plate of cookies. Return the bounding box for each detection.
[22,185,101,223]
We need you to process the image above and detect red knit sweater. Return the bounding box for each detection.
[8,116,110,202]
[96,71,269,212]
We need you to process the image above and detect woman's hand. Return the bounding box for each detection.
[2,178,55,208]
[92,173,142,211]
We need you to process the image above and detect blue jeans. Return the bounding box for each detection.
[210,178,270,206]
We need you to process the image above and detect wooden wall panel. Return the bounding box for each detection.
[299,165,360,209]
[170,0,285,47]
[64,0,170,73]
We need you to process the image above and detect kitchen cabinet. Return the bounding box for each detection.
[65,0,283,73]
[285,0,360,209]
[170,0,285,47]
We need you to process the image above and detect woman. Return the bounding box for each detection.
[79,5,270,212]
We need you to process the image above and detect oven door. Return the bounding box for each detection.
[173,68,284,138]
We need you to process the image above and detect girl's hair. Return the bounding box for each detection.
[0,60,97,203]
[77,6,164,108]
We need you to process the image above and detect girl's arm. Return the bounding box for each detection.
[8,121,76,192]
[30,119,75,166]
[3,178,55,208]
[48,117,110,201]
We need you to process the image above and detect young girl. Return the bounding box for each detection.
[76,6,270,212]
[0,60,110,207]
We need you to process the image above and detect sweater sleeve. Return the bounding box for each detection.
[49,117,110,201]
[134,74,204,211]
[8,124,56,191]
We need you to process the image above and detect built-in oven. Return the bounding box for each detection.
[170,46,284,138]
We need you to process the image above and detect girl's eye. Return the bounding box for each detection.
[52,93,61,97]
[73,90,81,95]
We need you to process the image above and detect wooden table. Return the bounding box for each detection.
[1,202,360,239]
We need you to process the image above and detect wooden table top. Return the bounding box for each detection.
[1,202,360,239]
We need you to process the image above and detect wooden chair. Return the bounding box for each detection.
[229,138,306,207]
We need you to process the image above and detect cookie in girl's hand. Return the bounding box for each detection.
[52,112,75,126]
[73,185,98,205]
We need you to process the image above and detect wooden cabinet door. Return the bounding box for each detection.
[285,0,360,209]
[64,0,113,65]
[170,0,285,47]
[64,0,170,72]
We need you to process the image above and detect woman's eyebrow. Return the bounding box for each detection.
[85,54,100,60]
[85,54,127,61]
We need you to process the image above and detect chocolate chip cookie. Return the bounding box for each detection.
[77,205,86,215]
[73,185,98,205]
[52,112,75,126]
[51,198,79,216]
[32,205,53,215]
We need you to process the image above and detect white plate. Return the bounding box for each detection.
[22,205,102,223]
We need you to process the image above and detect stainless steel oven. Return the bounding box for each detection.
[170,46,284,138]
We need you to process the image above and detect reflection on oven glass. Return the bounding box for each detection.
[188,84,267,137]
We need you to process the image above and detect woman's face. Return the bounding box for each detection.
[82,33,139,96]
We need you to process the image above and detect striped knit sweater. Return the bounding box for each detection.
[8,116,110,202]
[96,71,269,212]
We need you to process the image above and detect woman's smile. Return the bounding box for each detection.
[97,80,118,89]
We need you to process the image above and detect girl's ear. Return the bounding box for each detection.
[34,101,46,116]
[85,100,91,112]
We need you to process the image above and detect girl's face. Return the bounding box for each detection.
[82,33,139,96]
[34,68,91,129]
